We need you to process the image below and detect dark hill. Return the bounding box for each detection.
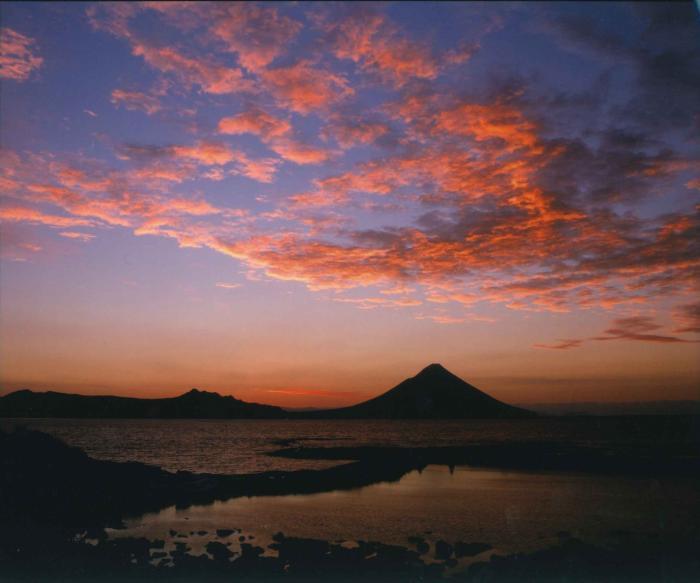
[0,365,534,419]
[304,364,534,419]
[0,388,286,419]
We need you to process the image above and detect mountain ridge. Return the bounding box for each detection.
[0,364,534,419]
[0,387,286,419]
[302,363,535,419]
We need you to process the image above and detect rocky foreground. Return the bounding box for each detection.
[1,427,699,581]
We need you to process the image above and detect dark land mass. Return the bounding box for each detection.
[0,427,414,529]
[0,387,286,419]
[0,364,534,419]
[2,426,699,581]
[303,364,535,419]
[524,400,700,416]
[1,367,698,580]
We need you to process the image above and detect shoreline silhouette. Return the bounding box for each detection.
[2,422,699,581]
[0,364,535,419]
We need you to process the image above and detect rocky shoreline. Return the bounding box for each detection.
[2,427,699,581]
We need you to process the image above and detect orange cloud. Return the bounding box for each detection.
[142,2,301,73]
[130,41,250,95]
[261,61,353,114]
[171,141,238,166]
[0,206,93,228]
[6,154,224,233]
[325,10,438,86]
[435,102,541,153]
[323,117,390,148]
[218,108,292,139]
[0,28,43,81]
[210,3,302,71]
[268,139,331,165]
[130,163,192,184]
[217,107,330,165]
[121,140,282,184]
[213,233,407,291]
[59,231,96,242]
[2,4,698,334]
[235,157,280,183]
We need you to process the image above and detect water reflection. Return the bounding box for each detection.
[114,465,700,556]
[5,416,695,474]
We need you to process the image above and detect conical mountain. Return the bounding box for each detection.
[307,364,534,419]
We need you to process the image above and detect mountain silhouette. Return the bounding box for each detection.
[0,388,286,419]
[0,365,533,419]
[304,364,534,419]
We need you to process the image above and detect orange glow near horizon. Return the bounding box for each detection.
[1,3,699,406]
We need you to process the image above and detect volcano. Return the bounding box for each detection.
[306,364,535,419]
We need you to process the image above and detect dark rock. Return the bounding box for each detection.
[240,543,264,560]
[435,539,453,560]
[408,536,430,555]
[216,529,235,538]
[454,541,492,557]
[206,541,233,561]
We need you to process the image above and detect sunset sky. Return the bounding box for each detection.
[1,2,699,408]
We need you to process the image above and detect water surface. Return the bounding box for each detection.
[4,416,695,473]
[112,464,700,559]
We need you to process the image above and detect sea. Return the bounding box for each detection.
[3,416,699,563]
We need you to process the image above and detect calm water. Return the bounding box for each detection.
[111,465,700,562]
[4,417,699,566]
[3,416,697,473]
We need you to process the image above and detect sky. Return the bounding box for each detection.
[1,1,699,408]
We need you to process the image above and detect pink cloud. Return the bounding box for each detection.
[323,117,390,148]
[131,41,251,95]
[268,139,331,165]
[435,102,541,153]
[142,2,301,72]
[235,157,280,183]
[171,141,239,166]
[325,10,438,87]
[217,107,331,165]
[218,108,292,140]
[120,141,280,183]
[0,206,94,228]
[210,3,302,72]
[111,89,162,115]
[261,61,353,115]
[0,28,43,81]
[59,231,96,242]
